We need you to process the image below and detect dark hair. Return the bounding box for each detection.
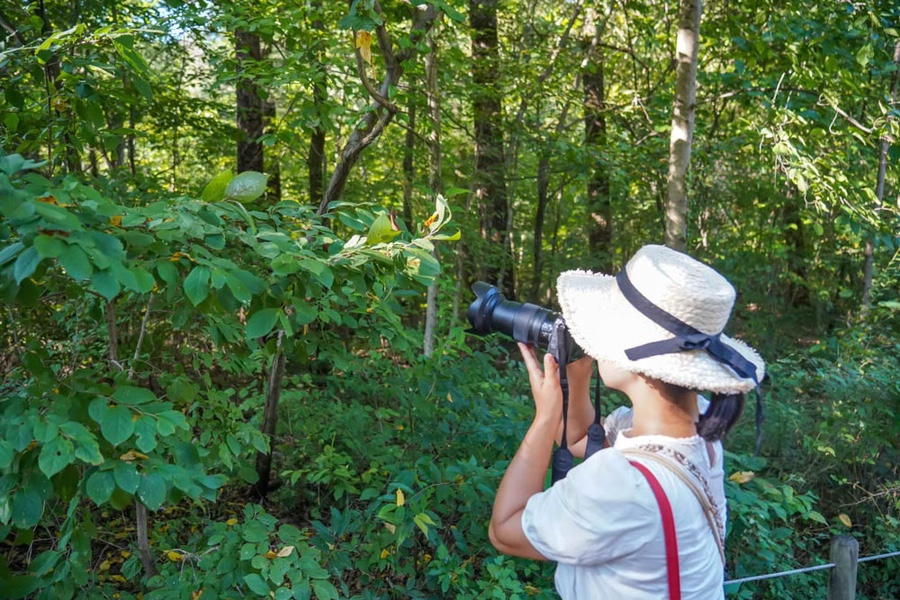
[696,393,746,442]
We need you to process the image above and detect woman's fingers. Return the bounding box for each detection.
[518,343,543,386]
[542,351,559,391]
[519,343,563,421]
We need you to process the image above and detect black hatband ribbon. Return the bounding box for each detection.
[615,269,765,453]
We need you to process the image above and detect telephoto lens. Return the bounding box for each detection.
[466,282,584,363]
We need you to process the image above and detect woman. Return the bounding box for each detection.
[488,245,764,599]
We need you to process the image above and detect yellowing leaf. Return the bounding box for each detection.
[729,471,755,484]
[384,523,396,534]
[366,213,401,245]
[108,215,122,227]
[119,450,149,462]
[380,548,390,559]
[838,513,853,527]
[264,550,278,559]
[276,546,295,558]
[99,559,112,571]
[225,518,238,527]
[166,551,183,562]
[190,591,204,600]
[356,31,373,65]
[396,489,405,507]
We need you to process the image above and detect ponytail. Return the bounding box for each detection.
[696,392,745,442]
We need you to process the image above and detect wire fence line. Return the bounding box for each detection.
[724,549,900,587]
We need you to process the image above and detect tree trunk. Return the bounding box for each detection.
[470,0,512,297]
[402,102,416,230]
[423,14,443,358]
[236,29,264,174]
[264,100,281,202]
[782,196,809,307]
[308,0,326,206]
[862,40,900,313]
[584,35,612,272]
[254,331,286,498]
[665,0,702,252]
[38,0,79,175]
[530,151,550,301]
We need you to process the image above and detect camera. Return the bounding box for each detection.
[466,282,585,364]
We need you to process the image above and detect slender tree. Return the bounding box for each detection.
[423,12,443,357]
[665,0,702,251]
[308,0,327,206]
[470,0,513,297]
[236,28,265,173]
[583,14,612,271]
[862,39,900,313]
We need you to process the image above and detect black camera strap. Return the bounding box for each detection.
[554,361,607,482]
[551,328,607,483]
[584,373,605,459]
[551,327,574,485]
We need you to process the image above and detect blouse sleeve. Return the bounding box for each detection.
[521,448,658,565]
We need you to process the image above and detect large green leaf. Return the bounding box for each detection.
[85,470,115,505]
[33,234,65,258]
[246,308,279,339]
[34,202,81,231]
[11,489,43,528]
[137,472,166,510]
[13,246,41,284]
[113,460,140,494]
[58,245,93,281]
[38,437,74,478]
[225,171,268,203]
[133,416,158,453]
[243,573,270,595]
[0,242,23,266]
[225,271,251,303]
[90,269,120,300]
[101,406,134,446]
[202,170,234,203]
[183,266,211,306]
[112,385,156,405]
[311,580,338,600]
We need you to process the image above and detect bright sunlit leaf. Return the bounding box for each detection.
[729,471,755,484]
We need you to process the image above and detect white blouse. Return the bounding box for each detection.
[521,430,727,600]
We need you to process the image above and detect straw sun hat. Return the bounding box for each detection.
[556,245,765,394]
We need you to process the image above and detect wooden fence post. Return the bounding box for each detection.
[827,534,859,600]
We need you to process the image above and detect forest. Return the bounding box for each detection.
[0,0,898,598]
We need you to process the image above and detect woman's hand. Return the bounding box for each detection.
[517,343,563,424]
[519,347,597,456]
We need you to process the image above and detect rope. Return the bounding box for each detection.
[858,550,900,563]
[725,563,835,586]
[724,550,900,587]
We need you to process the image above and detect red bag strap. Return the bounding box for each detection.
[630,460,681,600]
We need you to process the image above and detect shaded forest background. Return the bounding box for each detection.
[0,0,898,598]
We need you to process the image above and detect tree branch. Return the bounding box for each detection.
[0,9,27,47]
[317,3,438,215]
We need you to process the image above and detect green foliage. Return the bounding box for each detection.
[0,147,456,597]
[723,312,900,598]
[141,505,336,600]
[1,0,899,598]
